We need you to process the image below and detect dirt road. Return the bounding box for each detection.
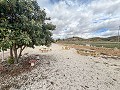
[1,44,120,90]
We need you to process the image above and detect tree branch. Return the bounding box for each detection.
[18,45,26,59]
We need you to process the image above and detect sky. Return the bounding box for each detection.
[37,0,120,39]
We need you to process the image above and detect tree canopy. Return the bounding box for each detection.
[0,0,56,63]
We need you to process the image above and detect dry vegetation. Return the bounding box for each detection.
[60,43,120,57]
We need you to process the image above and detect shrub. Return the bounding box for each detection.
[7,57,14,64]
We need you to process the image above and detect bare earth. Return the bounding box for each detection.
[0,44,120,90]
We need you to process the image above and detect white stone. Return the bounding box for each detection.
[31,63,35,66]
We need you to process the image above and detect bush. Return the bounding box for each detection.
[7,57,14,64]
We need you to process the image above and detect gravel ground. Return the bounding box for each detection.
[0,44,120,90]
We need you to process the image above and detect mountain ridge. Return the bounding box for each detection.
[58,36,119,42]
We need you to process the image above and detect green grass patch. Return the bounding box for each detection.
[59,41,120,49]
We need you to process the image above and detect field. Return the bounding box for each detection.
[57,41,120,57]
[89,42,120,49]
[57,41,120,49]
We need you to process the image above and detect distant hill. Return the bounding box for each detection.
[107,36,119,42]
[58,36,119,42]
[88,36,119,42]
[87,37,106,42]
[63,37,84,41]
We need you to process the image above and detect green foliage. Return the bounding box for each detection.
[0,0,56,61]
[7,56,14,64]
[90,42,120,49]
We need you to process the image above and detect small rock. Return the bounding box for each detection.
[22,75,28,81]
[50,81,54,85]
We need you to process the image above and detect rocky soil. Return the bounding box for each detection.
[0,44,120,90]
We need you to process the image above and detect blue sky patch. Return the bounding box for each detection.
[94,28,108,34]
[80,0,94,4]
[49,0,60,4]
[49,0,95,5]
[93,17,111,23]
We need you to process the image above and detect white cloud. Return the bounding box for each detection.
[37,0,120,39]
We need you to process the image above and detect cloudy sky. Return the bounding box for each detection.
[37,0,120,39]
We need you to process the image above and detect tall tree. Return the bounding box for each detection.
[0,0,56,63]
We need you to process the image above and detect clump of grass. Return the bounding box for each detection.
[94,61,100,63]
[7,56,14,64]
[111,64,118,66]
[103,62,108,65]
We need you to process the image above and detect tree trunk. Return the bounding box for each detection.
[13,45,18,63]
[10,47,13,58]
[18,48,22,59]
[18,46,26,59]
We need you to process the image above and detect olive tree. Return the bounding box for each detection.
[0,0,56,63]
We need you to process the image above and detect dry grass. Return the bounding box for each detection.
[61,44,120,57]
